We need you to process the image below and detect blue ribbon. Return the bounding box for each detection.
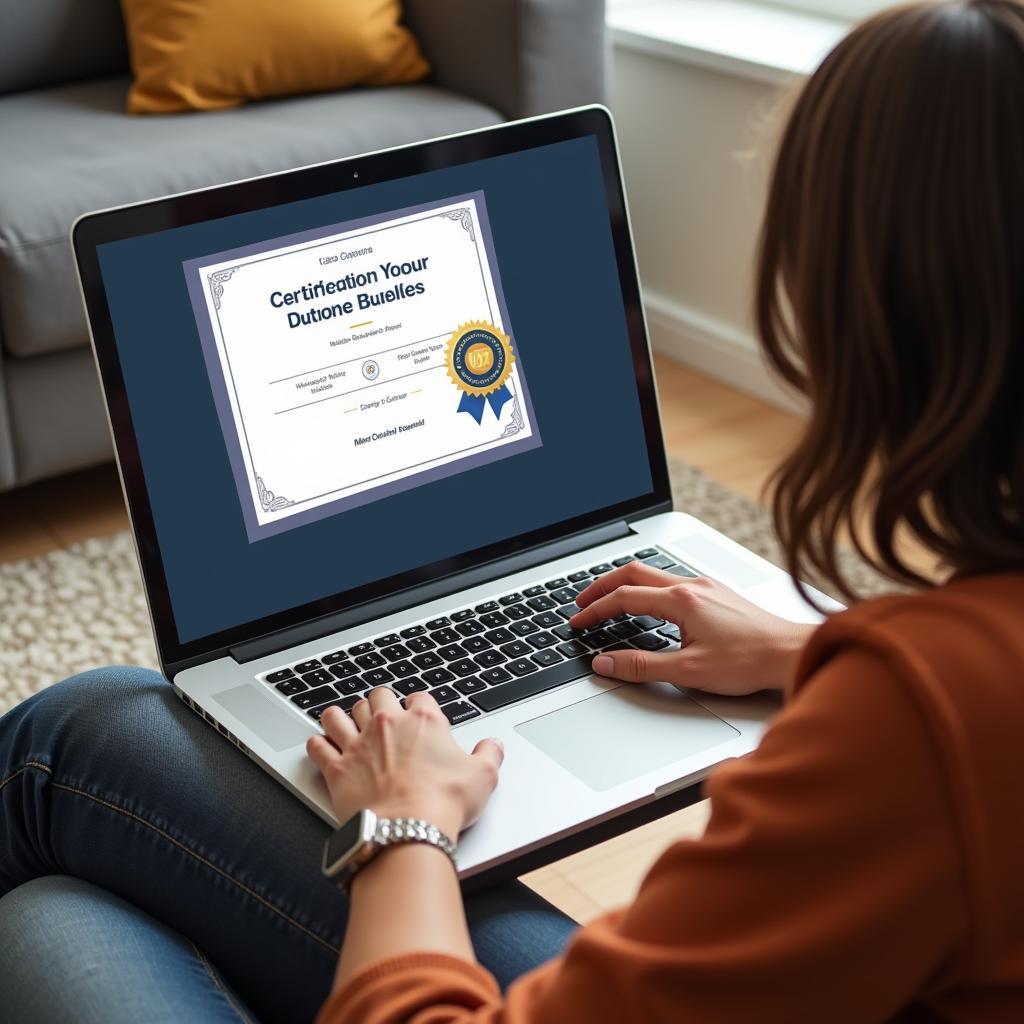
[457,384,511,424]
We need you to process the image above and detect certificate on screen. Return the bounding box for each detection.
[183,193,541,542]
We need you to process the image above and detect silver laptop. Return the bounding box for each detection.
[72,106,826,879]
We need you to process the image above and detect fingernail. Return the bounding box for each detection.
[491,738,504,751]
[593,655,613,675]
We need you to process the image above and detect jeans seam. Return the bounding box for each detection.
[48,781,340,955]
[0,761,53,791]
[188,939,257,1024]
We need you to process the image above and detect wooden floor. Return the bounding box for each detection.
[0,354,804,922]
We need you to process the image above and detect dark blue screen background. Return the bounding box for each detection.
[97,136,654,644]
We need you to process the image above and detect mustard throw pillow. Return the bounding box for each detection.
[120,0,429,114]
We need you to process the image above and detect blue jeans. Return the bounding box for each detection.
[0,668,577,1023]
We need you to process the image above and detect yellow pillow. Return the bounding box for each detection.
[120,0,429,114]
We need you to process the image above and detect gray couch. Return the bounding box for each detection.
[0,0,606,492]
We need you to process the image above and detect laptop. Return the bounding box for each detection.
[72,105,827,879]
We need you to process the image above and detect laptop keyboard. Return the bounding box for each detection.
[259,547,697,729]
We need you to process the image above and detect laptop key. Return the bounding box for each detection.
[308,694,362,721]
[470,656,594,713]
[658,623,682,640]
[321,651,348,665]
[301,669,335,687]
[567,570,590,583]
[265,669,294,684]
[461,635,489,654]
[544,578,569,590]
[433,627,461,645]
[479,667,512,686]
[405,636,436,654]
[329,662,360,680]
[499,592,524,605]
[504,603,531,621]
[526,595,556,611]
[426,617,451,630]
[506,658,538,677]
[473,649,506,669]
[510,620,540,636]
[531,649,563,667]
[441,701,481,726]
[612,555,634,567]
[448,658,479,678]
[422,668,456,687]
[374,633,401,648]
[557,639,590,658]
[456,676,490,695]
[634,548,658,559]
[275,677,307,696]
[531,611,562,629]
[483,627,515,646]
[335,677,369,695]
[389,659,417,679]
[291,684,340,710]
[354,652,385,671]
[348,642,374,656]
[429,684,461,704]
[293,659,322,674]
[588,563,613,575]
[633,632,671,651]
[633,615,666,630]
[549,587,578,605]
[380,643,412,662]
[500,640,532,659]
[412,652,443,670]
[552,623,581,641]
[450,609,475,622]
[608,620,643,640]
[572,581,590,594]
[643,554,677,570]
[556,603,581,620]
[363,668,395,686]
[666,564,699,579]
[478,611,508,629]
[581,629,615,650]
[437,643,466,661]
[527,631,558,650]
[474,601,499,614]
[523,585,546,597]
[400,625,426,639]
[394,677,429,696]
[456,620,485,637]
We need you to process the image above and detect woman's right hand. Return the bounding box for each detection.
[569,563,817,696]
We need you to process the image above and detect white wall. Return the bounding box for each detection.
[610,44,805,411]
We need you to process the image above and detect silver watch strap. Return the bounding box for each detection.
[374,816,457,862]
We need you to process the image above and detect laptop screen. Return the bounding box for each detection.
[90,127,660,654]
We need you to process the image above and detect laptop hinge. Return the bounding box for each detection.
[229,520,633,664]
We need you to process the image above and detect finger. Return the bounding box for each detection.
[570,584,685,630]
[591,648,688,685]
[404,690,443,718]
[306,734,342,774]
[367,685,400,714]
[320,705,358,747]
[472,737,505,775]
[351,697,372,730]
[575,562,679,609]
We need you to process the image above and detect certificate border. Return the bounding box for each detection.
[183,193,542,543]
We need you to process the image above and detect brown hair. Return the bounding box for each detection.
[757,0,1024,605]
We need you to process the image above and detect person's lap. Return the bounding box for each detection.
[0,668,577,1023]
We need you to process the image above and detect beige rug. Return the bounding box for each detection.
[0,460,896,714]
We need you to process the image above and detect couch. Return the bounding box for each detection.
[0,0,607,491]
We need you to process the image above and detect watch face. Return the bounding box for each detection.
[323,810,377,875]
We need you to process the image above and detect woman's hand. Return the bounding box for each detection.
[306,687,503,839]
[570,563,816,695]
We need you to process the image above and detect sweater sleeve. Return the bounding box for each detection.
[318,647,967,1024]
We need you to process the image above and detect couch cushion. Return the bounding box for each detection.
[0,0,129,95]
[0,77,500,359]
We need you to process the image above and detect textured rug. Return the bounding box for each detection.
[0,460,897,714]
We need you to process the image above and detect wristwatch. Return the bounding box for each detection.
[322,809,457,892]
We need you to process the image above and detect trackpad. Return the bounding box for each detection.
[516,684,739,791]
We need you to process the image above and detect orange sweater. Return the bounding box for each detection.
[319,574,1024,1023]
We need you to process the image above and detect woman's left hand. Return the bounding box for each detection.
[306,687,504,840]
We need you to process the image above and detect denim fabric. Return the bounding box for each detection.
[0,668,577,1023]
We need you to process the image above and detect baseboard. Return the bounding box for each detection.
[643,291,806,415]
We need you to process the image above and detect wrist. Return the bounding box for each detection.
[369,801,463,840]
[763,622,816,687]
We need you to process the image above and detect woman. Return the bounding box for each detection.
[4,1,1024,1019]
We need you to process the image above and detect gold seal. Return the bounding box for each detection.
[445,320,515,397]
